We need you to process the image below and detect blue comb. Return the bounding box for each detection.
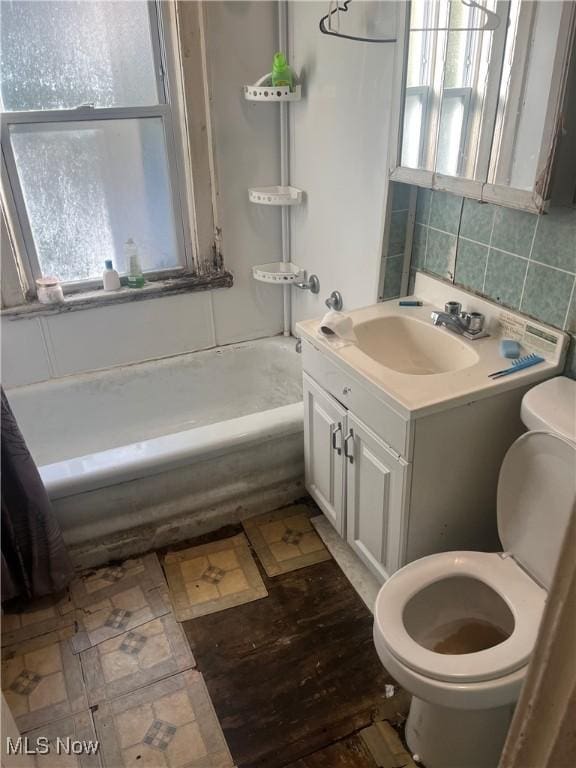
[489,352,545,379]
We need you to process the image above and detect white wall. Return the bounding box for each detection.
[288,1,397,326]
[1,1,284,387]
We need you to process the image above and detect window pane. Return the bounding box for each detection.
[0,1,159,111]
[436,94,465,175]
[10,118,179,282]
[402,92,424,168]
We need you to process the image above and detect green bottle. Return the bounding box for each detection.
[272,52,294,91]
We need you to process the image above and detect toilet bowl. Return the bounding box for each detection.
[373,378,576,768]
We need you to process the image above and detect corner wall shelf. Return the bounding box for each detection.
[252,262,302,284]
[249,186,303,205]
[243,73,301,102]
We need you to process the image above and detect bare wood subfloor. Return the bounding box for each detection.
[181,524,409,768]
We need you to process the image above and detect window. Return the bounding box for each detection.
[402,0,509,179]
[1,0,189,288]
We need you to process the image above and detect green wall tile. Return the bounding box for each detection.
[484,249,527,309]
[491,206,537,257]
[416,188,432,224]
[383,255,404,299]
[455,240,488,292]
[520,264,574,329]
[429,191,463,234]
[391,182,412,212]
[460,198,495,245]
[389,210,408,255]
[426,228,457,278]
[531,207,576,274]
[412,224,427,268]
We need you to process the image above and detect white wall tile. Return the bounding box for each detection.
[1,317,52,387]
[44,292,215,377]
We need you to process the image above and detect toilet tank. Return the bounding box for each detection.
[521,377,576,441]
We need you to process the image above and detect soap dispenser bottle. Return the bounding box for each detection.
[271,52,294,90]
[125,239,145,288]
[102,259,121,291]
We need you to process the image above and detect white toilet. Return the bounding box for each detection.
[373,376,576,768]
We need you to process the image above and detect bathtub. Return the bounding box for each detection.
[7,336,304,567]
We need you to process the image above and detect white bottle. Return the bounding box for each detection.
[102,259,121,291]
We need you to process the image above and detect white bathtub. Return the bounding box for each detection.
[7,336,304,566]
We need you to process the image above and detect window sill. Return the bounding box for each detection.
[1,271,233,320]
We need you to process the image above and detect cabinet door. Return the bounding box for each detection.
[345,413,409,582]
[303,373,346,535]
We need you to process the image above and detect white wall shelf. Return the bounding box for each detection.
[243,74,301,102]
[248,186,303,205]
[252,262,303,285]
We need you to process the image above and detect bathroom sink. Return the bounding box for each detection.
[353,316,479,375]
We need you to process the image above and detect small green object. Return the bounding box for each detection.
[272,52,294,90]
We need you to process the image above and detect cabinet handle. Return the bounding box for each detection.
[332,423,342,455]
[344,430,354,464]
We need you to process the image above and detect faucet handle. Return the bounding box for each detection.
[445,301,462,316]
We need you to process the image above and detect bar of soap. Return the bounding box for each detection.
[500,339,522,359]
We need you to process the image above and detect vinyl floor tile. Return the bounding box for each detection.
[242,505,331,577]
[70,554,166,608]
[1,627,88,732]
[163,534,267,621]
[71,582,171,654]
[22,710,102,768]
[92,670,233,768]
[1,590,76,645]
[81,614,196,705]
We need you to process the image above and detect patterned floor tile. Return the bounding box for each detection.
[242,505,331,577]
[71,581,171,654]
[1,627,88,732]
[70,554,166,608]
[22,710,102,768]
[1,591,76,645]
[81,614,196,705]
[163,534,267,621]
[93,670,234,767]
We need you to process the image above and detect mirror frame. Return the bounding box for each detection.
[388,1,576,213]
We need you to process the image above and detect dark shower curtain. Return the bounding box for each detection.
[1,388,73,603]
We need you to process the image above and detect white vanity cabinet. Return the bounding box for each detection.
[304,372,411,582]
[302,338,532,584]
[303,374,346,536]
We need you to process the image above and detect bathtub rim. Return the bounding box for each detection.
[41,402,303,500]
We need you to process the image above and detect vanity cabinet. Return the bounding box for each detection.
[302,338,533,584]
[304,373,410,581]
[303,374,346,536]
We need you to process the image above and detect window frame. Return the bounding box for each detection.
[0,0,194,295]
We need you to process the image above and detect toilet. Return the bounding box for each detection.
[373,376,576,768]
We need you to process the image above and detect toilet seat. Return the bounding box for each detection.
[374,551,546,684]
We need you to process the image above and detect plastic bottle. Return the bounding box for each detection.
[125,239,145,288]
[271,52,294,90]
[102,259,121,291]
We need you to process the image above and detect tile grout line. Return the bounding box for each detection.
[457,232,576,276]
[562,275,576,331]
[518,217,540,311]
[424,191,433,269]
[481,206,497,294]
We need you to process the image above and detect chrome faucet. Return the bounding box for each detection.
[431,302,487,339]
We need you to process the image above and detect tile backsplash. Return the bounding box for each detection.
[380,183,576,378]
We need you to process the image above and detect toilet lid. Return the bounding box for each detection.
[498,431,576,589]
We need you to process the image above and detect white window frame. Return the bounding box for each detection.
[0,1,194,296]
[390,1,576,212]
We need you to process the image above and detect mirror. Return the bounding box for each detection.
[394,0,576,210]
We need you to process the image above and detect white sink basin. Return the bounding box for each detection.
[353,316,479,375]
